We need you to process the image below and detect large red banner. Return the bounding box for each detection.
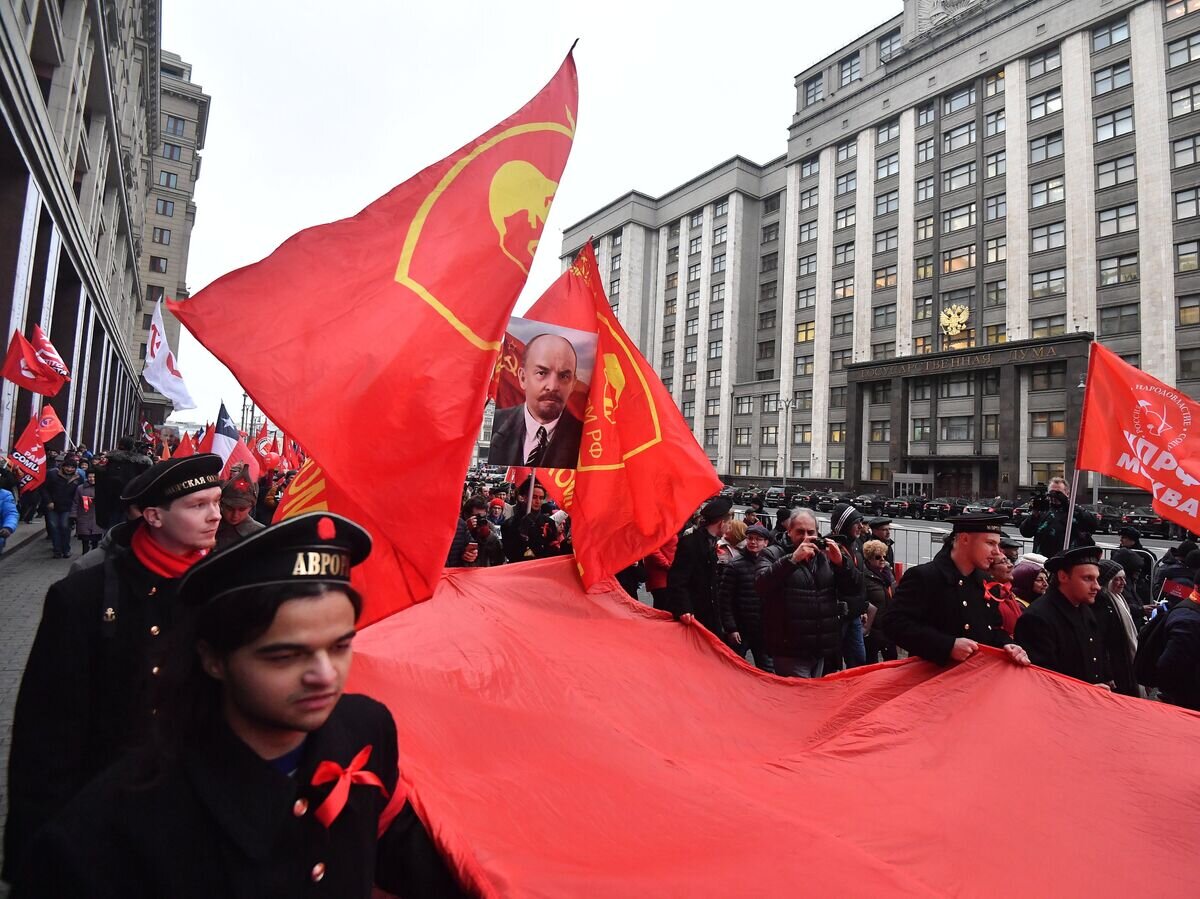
[350,558,1200,896]
[1077,342,1200,530]
[173,52,578,624]
[8,417,48,493]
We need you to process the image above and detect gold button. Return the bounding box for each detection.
[293,798,308,817]
[964,624,971,631]
[958,579,963,586]
[311,862,326,882]
[962,600,968,607]
[151,666,160,676]
[149,625,160,636]
[149,587,157,596]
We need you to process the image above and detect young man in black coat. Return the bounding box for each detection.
[665,497,732,636]
[1014,546,1112,689]
[13,512,465,898]
[4,455,224,885]
[883,514,1031,668]
[719,524,774,672]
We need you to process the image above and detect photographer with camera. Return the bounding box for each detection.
[1019,476,1100,557]
[754,509,861,678]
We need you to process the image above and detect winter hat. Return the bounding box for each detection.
[489,498,506,508]
[1097,558,1124,589]
[1012,559,1046,601]
[700,496,733,524]
[830,503,862,537]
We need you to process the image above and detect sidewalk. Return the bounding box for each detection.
[0,525,78,888]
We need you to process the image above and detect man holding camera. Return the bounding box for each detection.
[1019,476,1100,558]
[883,514,1032,667]
[754,509,861,678]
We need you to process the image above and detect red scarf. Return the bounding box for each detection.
[131,525,208,579]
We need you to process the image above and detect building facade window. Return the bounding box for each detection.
[1031,411,1067,438]
[1028,47,1061,79]
[1029,88,1062,120]
[1098,253,1139,285]
[805,74,823,105]
[149,256,168,273]
[1094,60,1132,95]
[1095,107,1134,141]
[943,121,975,152]
[1030,131,1064,164]
[1099,202,1138,235]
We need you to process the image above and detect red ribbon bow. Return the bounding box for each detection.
[310,744,388,828]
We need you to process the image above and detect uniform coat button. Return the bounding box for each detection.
[963,624,971,631]
[962,600,968,607]
[293,798,308,817]
[151,666,160,676]
[149,625,160,636]
[311,862,326,882]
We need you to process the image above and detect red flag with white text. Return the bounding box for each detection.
[31,324,70,381]
[1077,341,1200,531]
[8,417,48,493]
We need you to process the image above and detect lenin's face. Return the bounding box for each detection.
[520,335,577,424]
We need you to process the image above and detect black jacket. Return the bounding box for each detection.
[1093,590,1139,696]
[882,547,1011,665]
[93,450,153,524]
[1158,600,1200,711]
[666,526,722,634]
[718,550,764,642]
[485,405,584,467]
[12,695,464,898]
[755,539,861,659]
[1019,505,1100,557]
[1013,587,1109,685]
[40,468,81,509]
[4,522,186,881]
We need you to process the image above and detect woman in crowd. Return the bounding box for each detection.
[1012,554,1049,607]
[861,539,897,663]
[717,519,747,564]
[1096,559,1142,697]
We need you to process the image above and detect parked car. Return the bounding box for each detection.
[963,499,1016,518]
[922,497,964,521]
[787,489,819,509]
[764,486,787,507]
[853,494,889,515]
[1081,503,1122,535]
[733,487,760,504]
[816,492,853,513]
[883,495,927,519]
[1122,506,1171,538]
[719,484,736,500]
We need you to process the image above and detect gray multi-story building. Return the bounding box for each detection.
[562,0,1200,501]
[136,49,208,424]
[0,1,204,453]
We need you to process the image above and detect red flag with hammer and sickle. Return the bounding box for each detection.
[524,244,721,587]
[172,51,578,624]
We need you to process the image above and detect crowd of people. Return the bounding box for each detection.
[2,444,1199,894]
[648,481,1200,711]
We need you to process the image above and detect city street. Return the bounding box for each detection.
[0,530,75,890]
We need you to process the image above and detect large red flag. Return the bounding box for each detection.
[33,404,64,443]
[1077,342,1200,531]
[1,331,64,395]
[250,421,271,468]
[8,417,48,493]
[522,244,721,585]
[173,433,195,458]
[30,323,70,381]
[172,52,578,624]
[221,439,260,482]
[349,558,1200,896]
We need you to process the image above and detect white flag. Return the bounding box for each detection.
[143,300,196,410]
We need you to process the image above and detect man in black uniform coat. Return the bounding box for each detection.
[1014,546,1112,689]
[3,454,224,884]
[13,512,465,898]
[665,496,732,636]
[883,514,1032,667]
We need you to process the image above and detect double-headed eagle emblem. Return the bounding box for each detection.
[939,303,970,336]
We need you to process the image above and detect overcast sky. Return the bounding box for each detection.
[162,0,903,424]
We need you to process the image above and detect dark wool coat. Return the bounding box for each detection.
[12,695,465,898]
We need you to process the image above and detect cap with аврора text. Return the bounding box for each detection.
[177,512,372,606]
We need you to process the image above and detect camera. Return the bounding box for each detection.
[1030,483,1049,512]
[809,536,828,551]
